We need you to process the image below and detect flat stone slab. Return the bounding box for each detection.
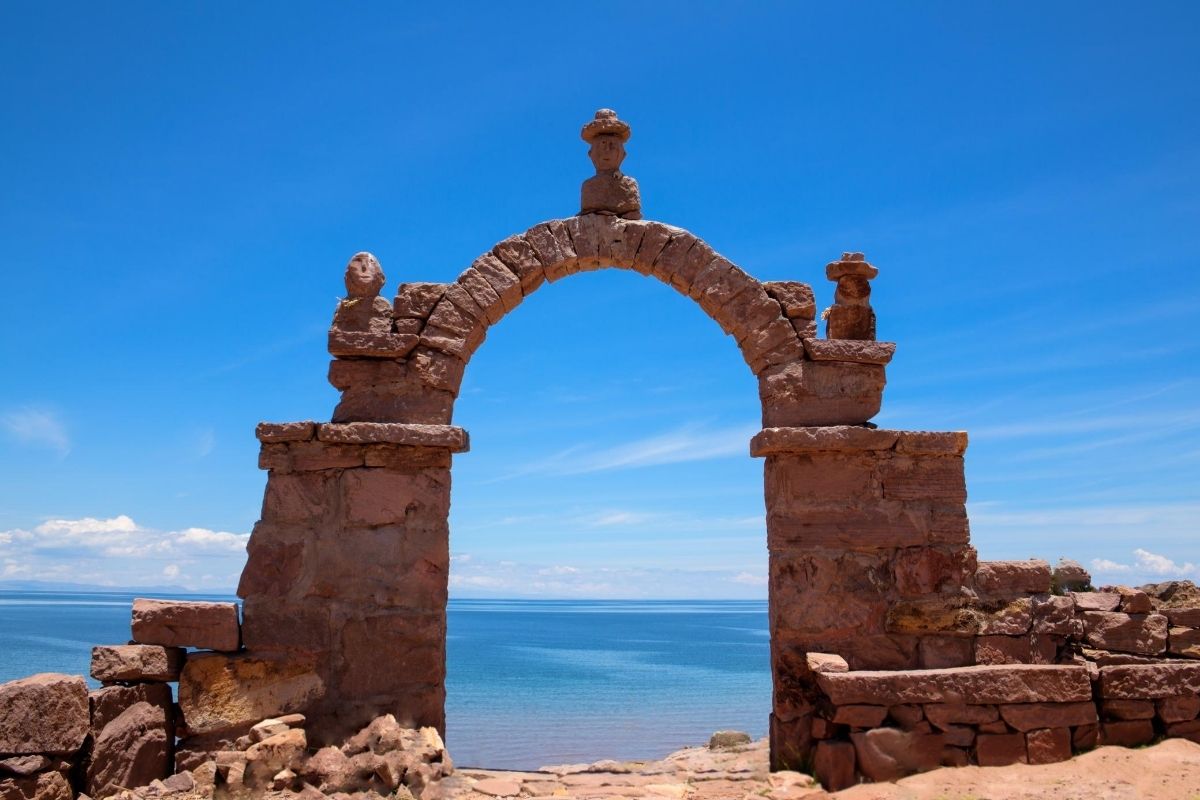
[0,673,89,754]
[256,421,318,442]
[803,338,896,365]
[91,644,185,682]
[316,422,470,452]
[131,598,240,652]
[816,664,1092,706]
[750,427,967,457]
[1101,662,1200,699]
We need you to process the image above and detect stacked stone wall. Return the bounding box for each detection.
[792,580,1200,788]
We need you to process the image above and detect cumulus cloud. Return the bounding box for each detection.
[1090,548,1199,585]
[1,408,70,455]
[0,515,249,591]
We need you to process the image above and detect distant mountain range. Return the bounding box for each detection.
[0,579,234,596]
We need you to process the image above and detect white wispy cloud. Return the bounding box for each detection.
[449,556,768,599]
[1,407,70,455]
[485,423,758,482]
[0,515,249,590]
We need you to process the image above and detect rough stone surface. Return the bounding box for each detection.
[817,665,1092,706]
[178,653,324,735]
[0,674,88,755]
[851,728,942,781]
[1026,727,1072,765]
[90,644,184,683]
[998,702,1099,732]
[1101,662,1200,699]
[813,739,857,792]
[131,598,240,652]
[974,560,1052,596]
[86,693,172,797]
[802,339,896,365]
[1082,611,1168,655]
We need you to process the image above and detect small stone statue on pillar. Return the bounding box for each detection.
[332,251,393,334]
[824,252,878,340]
[580,109,642,219]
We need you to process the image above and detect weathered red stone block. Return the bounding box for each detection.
[328,330,419,359]
[850,728,942,781]
[238,524,307,599]
[1101,663,1200,699]
[975,635,1035,665]
[759,361,885,427]
[333,610,445,698]
[455,268,504,324]
[769,712,814,773]
[179,653,323,736]
[998,702,1098,732]
[392,282,445,319]
[1072,591,1121,612]
[832,704,888,727]
[1102,719,1155,747]
[1025,727,1071,764]
[878,453,969,503]
[976,733,1027,766]
[340,468,450,529]
[470,253,522,312]
[974,559,1051,596]
[918,636,974,669]
[1032,594,1076,635]
[887,704,925,730]
[239,596,332,654]
[91,645,184,683]
[0,674,88,755]
[256,421,317,442]
[261,471,335,525]
[894,546,977,599]
[492,235,546,293]
[131,598,240,652]
[817,665,1091,706]
[1082,611,1168,656]
[86,683,173,796]
[894,431,968,455]
[751,425,899,455]
[1072,723,1099,751]
[813,740,857,791]
[766,452,876,504]
[763,281,816,320]
[1158,694,1200,723]
[1102,699,1156,720]
[803,339,896,366]
[924,703,998,728]
[310,525,448,611]
[1170,626,1200,658]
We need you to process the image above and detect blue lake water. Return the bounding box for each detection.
[0,592,769,769]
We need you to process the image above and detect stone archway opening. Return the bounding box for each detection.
[439,265,772,769]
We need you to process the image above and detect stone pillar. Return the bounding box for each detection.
[238,421,469,745]
[754,426,973,770]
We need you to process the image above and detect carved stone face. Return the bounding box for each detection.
[589,134,626,172]
[344,252,385,298]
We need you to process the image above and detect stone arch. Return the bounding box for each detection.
[329,214,889,431]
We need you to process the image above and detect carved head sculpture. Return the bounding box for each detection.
[344,252,385,298]
[581,108,631,173]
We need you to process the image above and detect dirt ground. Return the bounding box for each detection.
[445,737,1200,800]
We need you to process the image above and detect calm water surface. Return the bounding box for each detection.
[0,592,769,770]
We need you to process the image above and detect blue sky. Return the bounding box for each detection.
[1,2,1197,595]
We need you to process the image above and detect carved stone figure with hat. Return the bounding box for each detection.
[580,108,642,219]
